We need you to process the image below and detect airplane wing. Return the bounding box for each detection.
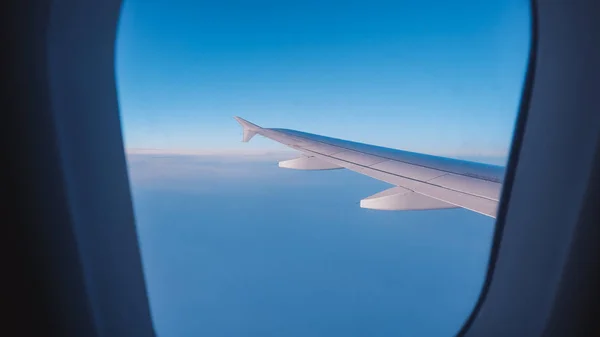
[234,116,505,218]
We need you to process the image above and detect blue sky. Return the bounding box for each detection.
[116,0,530,159]
[117,2,531,335]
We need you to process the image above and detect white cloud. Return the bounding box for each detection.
[125,151,300,189]
[124,145,507,192]
[125,147,295,157]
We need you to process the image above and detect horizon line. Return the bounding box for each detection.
[125,147,508,158]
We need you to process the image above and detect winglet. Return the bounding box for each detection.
[234,116,261,142]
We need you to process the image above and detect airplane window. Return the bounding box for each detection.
[116,1,530,336]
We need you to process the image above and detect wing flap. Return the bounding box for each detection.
[331,150,388,166]
[411,182,498,217]
[370,160,446,181]
[426,173,502,200]
[303,143,345,155]
[308,153,497,217]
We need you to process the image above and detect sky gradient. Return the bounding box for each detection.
[117,1,532,336]
[116,0,530,160]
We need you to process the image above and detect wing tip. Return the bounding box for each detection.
[234,116,262,142]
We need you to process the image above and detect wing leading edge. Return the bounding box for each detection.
[234,116,505,218]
